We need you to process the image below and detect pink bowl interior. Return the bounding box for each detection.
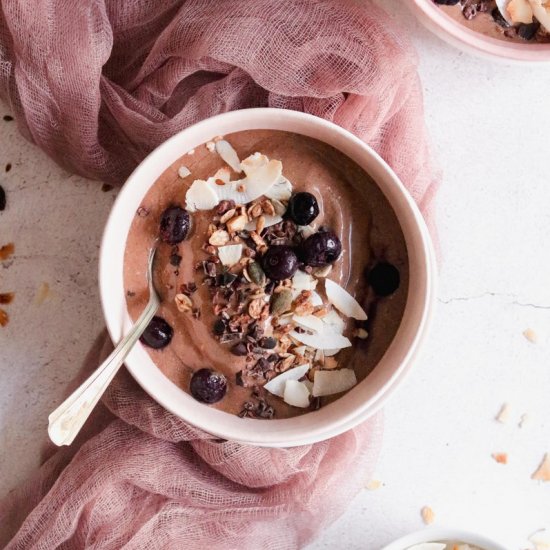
[99,108,436,447]
[410,0,550,62]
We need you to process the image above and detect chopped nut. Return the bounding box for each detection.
[216,200,235,215]
[248,202,263,219]
[278,354,295,371]
[495,402,511,424]
[206,141,216,152]
[250,231,267,252]
[523,328,538,344]
[220,208,236,224]
[207,223,217,237]
[248,298,264,319]
[491,452,508,465]
[209,229,230,246]
[354,328,369,339]
[323,357,339,370]
[532,453,550,482]
[421,506,435,525]
[175,293,193,313]
[293,290,314,316]
[261,198,275,216]
[365,479,382,491]
[226,214,248,233]
[236,183,246,193]
[256,215,266,234]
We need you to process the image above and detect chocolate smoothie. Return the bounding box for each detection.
[124,130,408,419]
[434,0,550,43]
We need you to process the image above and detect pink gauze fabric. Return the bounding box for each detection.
[0,0,438,549]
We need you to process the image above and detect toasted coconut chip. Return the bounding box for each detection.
[292,270,318,291]
[523,327,538,343]
[325,279,367,320]
[290,328,351,350]
[312,368,357,397]
[218,244,243,267]
[322,309,345,334]
[213,166,231,183]
[309,290,323,307]
[532,453,550,481]
[529,0,550,32]
[178,165,191,178]
[245,214,282,231]
[293,314,324,334]
[186,179,219,212]
[265,176,292,200]
[529,528,550,550]
[299,225,316,239]
[215,140,242,173]
[283,380,311,408]
[406,545,446,550]
[271,198,287,216]
[323,348,340,357]
[264,363,310,397]
[507,0,534,22]
[495,402,511,424]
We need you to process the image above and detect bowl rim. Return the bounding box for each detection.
[408,0,550,63]
[380,527,509,550]
[99,108,437,447]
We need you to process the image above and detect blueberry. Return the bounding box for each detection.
[140,316,173,349]
[190,368,227,403]
[288,192,320,225]
[367,262,400,297]
[300,231,342,267]
[261,246,299,281]
[159,205,190,244]
[517,22,539,40]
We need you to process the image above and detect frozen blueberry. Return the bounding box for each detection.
[140,316,173,349]
[159,205,190,244]
[288,192,320,226]
[367,262,400,297]
[262,246,299,281]
[190,368,227,404]
[300,231,342,267]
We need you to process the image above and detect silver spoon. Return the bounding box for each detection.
[48,243,160,446]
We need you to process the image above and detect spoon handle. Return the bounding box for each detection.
[47,299,158,446]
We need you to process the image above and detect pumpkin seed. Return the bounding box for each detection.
[247,261,266,286]
[270,289,293,315]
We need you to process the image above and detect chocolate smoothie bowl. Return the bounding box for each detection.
[100,109,435,446]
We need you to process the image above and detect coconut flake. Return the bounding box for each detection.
[265,176,292,200]
[309,290,323,307]
[312,368,357,397]
[178,165,191,178]
[322,309,345,334]
[206,141,216,152]
[186,179,220,212]
[215,140,242,173]
[264,363,310,397]
[271,198,287,216]
[290,328,351,350]
[245,214,282,231]
[217,244,243,267]
[405,545,446,550]
[292,270,318,292]
[325,279,367,320]
[323,348,340,357]
[299,225,316,239]
[293,314,324,334]
[529,0,550,33]
[283,380,311,408]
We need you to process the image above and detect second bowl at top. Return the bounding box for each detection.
[99,108,436,447]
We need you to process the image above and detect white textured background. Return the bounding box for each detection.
[1,1,549,548]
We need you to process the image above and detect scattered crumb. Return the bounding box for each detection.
[365,479,382,491]
[0,243,15,260]
[523,328,538,344]
[35,282,53,305]
[5,162,11,172]
[3,115,13,122]
[0,308,8,327]
[0,292,14,304]
[421,506,435,525]
[519,413,531,429]
[206,141,216,152]
[186,149,195,155]
[492,452,508,465]
[532,453,550,482]
[178,165,191,178]
[495,402,511,424]
[101,183,113,192]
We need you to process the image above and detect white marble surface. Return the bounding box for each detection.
[1,1,549,548]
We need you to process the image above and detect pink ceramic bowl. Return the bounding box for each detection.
[407,0,550,63]
[99,108,436,447]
